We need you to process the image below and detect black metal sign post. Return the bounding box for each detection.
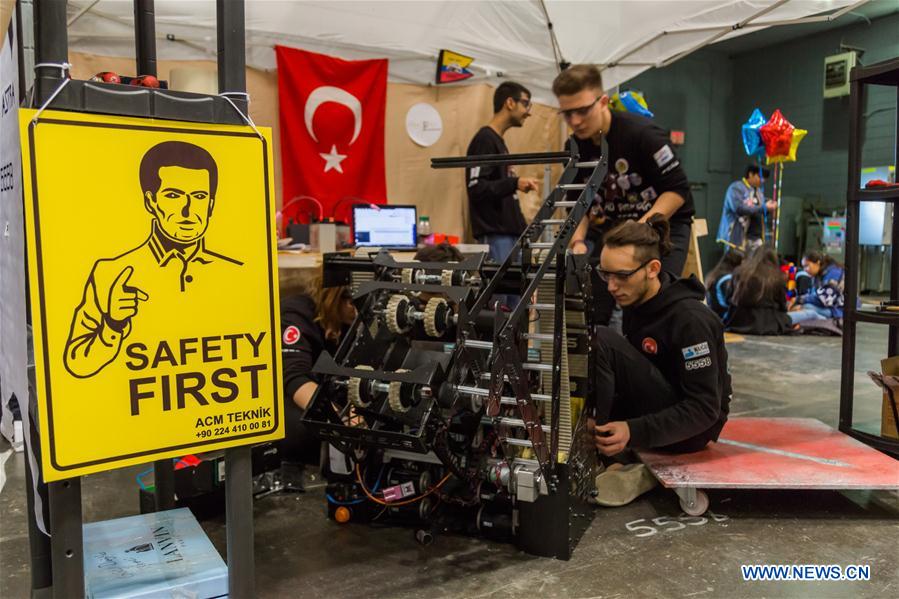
[29,1,257,596]
[217,1,256,596]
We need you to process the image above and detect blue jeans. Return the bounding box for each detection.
[478,233,520,264]
[478,234,520,308]
[789,304,832,325]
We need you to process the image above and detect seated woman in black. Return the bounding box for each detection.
[726,247,791,335]
[705,251,743,321]
[280,278,356,467]
[279,242,464,468]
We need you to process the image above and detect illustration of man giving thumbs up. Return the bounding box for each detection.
[64,141,242,378]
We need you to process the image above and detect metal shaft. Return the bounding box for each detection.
[483,417,551,432]
[522,333,554,341]
[455,384,551,402]
[464,339,494,350]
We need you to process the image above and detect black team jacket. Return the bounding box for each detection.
[280,294,339,404]
[622,272,732,448]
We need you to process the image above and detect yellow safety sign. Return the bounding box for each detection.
[20,109,283,481]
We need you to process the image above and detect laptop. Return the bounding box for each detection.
[352,204,418,250]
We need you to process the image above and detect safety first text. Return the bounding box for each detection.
[125,332,268,415]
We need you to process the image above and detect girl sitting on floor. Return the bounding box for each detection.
[726,247,791,335]
[788,249,845,327]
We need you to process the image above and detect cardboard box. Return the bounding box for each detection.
[871,356,899,440]
[83,508,227,599]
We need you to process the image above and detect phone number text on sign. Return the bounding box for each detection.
[195,409,273,439]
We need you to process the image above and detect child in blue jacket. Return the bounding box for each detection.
[789,250,845,325]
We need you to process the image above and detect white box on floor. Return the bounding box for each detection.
[83,508,227,598]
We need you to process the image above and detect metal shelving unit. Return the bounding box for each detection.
[839,56,899,457]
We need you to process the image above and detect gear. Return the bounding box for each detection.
[347,365,374,408]
[423,297,450,338]
[441,269,455,287]
[385,294,412,334]
[388,369,411,412]
[401,268,414,285]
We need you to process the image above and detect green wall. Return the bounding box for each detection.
[627,49,737,270]
[628,11,899,270]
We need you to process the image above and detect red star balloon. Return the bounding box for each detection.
[759,109,794,160]
[768,128,807,164]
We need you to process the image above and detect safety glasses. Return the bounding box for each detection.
[596,259,652,283]
[558,97,599,121]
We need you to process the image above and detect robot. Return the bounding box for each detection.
[302,139,610,559]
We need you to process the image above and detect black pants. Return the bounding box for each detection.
[591,326,711,453]
[590,219,693,325]
[279,396,321,464]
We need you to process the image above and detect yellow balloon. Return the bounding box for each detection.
[767,128,807,164]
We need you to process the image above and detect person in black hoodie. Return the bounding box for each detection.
[280,278,357,472]
[589,214,732,460]
[466,81,539,264]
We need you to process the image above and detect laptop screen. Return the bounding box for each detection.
[352,205,418,248]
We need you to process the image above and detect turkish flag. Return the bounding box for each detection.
[275,46,388,222]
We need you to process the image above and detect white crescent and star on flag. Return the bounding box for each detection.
[304,86,362,174]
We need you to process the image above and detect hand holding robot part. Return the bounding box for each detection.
[595,421,630,456]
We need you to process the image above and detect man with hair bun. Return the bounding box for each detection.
[588,214,733,506]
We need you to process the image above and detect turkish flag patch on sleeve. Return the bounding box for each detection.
[283,325,301,345]
[642,337,658,355]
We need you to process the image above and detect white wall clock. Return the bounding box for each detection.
[406,103,443,147]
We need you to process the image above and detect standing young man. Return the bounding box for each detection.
[552,65,694,325]
[588,215,732,505]
[466,82,539,263]
[717,165,777,252]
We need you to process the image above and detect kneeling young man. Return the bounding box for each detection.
[589,215,732,502]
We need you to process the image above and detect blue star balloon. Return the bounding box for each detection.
[741,108,767,158]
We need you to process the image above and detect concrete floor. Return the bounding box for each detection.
[2,324,898,598]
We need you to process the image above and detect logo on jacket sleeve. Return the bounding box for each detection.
[283,325,301,345]
[681,342,709,360]
[642,337,658,355]
[653,144,675,168]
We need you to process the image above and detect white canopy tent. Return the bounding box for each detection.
[66,0,865,102]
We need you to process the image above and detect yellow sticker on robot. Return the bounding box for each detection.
[20,109,283,481]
